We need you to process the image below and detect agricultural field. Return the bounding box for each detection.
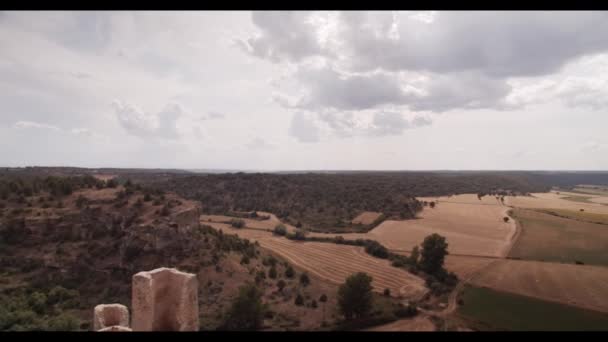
[199,220,428,301]
[351,211,383,225]
[505,192,608,215]
[257,238,428,300]
[508,208,608,266]
[456,285,608,331]
[533,208,608,225]
[469,259,608,313]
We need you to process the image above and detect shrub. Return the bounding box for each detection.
[394,303,417,318]
[143,193,152,202]
[28,292,47,315]
[230,219,245,229]
[277,280,286,292]
[311,300,318,308]
[285,266,295,279]
[221,284,264,331]
[268,266,277,279]
[503,217,510,223]
[299,272,310,287]
[106,179,118,188]
[255,271,266,284]
[295,294,304,306]
[240,255,250,265]
[273,224,287,236]
[364,240,389,259]
[319,294,327,303]
[47,313,80,331]
[160,205,171,217]
[383,288,391,297]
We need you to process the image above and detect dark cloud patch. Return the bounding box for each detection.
[239,11,322,63]
[294,66,407,111]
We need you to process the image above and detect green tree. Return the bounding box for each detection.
[221,284,264,331]
[419,233,448,275]
[285,266,295,279]
[47,313,80,331]
[409,245,420,265]
[337,272,373,320]
[273,224,287,236]
[231,219,245,229]
[294,294,304,306]
[299,272,310,287]
[28,292,47,315]
[268,266,277,279]
[277,280,286,292]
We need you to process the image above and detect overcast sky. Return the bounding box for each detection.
[2,11,608,170]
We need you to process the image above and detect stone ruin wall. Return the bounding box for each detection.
[93,267,199,332]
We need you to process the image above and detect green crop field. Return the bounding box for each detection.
[457,285,608,331]
[509,208,608,266]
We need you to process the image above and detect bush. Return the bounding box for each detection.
[299,272,310,287]
[255,271,266,284]
[277,280,286,292]
[285,266,295,279]
[311,300,318,308]
[273,224,287,236]
[364,240,389,259]
[295,294,304,306]
[231,219,245,229]
[47,313,80,331]
[240,255,250,265]
[106,179,118,188]
[319,294,327,303]
[338,272,373,320]
[143,193,152,202]
[394,303,417,318]
[221,284,264,330]
[383,288,391,297]
[75,195,87,209]
[28,292,47,315]
[160,205,171,216]
[268,266,277,279]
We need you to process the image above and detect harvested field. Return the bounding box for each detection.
[201,222,428,300]
[365,195,516,257]
[457,285,608,331]
[365,316,436,331]
[469,259,608,314]
[508,208,608,266]
[443,256,497,280]
[351,211,383,225]
[257,238,428,300]
[505,192,608,215]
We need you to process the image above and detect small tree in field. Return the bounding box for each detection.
[429,201,435,208]
[300,272,310,287]
[277,279,286,292]
[338,272,373,320]
[410,245,420,265]
[420,233,448,275]
[273,224,287,236]
[221,284,264,331]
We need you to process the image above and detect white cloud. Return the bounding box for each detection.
[13,121,60,131]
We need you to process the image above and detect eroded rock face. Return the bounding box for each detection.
[131,268,199,331]
[93,303,130,331]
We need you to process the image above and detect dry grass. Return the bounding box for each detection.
[505,192,608,215]
[364,315,436,331]
[351,211,383,225]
